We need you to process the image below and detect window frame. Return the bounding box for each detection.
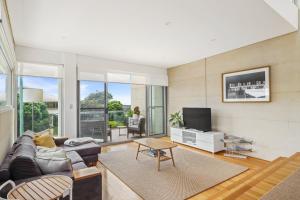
[16,73,63,137]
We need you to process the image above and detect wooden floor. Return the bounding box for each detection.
[97,137,270,200]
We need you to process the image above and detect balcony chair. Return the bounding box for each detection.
[127,117,146,138]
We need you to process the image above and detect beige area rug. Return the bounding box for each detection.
[99,147,248,200]
[260,168,300,200]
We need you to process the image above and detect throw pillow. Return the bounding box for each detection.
[34,133,56,148]
[35,156,72,174]
[36,129,51,136]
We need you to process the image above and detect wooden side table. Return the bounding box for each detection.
[7,175,73,200]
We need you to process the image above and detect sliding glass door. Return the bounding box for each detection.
[147,86,167,136]
[78,79,167,141]
[78,80,107,141]
[107,82,131,142]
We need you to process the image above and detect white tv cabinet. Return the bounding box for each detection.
[170,127,225,153]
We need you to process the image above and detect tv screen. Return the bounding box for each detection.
[182,108,211,132]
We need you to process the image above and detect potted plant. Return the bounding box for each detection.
[169,111,184,128]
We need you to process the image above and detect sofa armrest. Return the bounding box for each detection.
[73,167,102,200]
[54,137,69,146]
[73,167,100,181]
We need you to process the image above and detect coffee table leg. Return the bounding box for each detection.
[136,144,140,160]
[170,148,175,167]
[157,150,161,171]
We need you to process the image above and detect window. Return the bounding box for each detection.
[17,62,63,137]
[78,80,106,140]
[0,52,11,108]
[147,85,167,135]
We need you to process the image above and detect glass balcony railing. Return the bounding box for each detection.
[108,110,127,128]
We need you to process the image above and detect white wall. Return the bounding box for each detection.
[62,53,77,138]
[0,109,14,162]
[15,45,167,138]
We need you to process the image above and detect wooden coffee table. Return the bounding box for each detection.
[134,138,177,171]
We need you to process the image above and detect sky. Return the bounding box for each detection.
[18,76,59,100]
[80,81,131,105]
[108,82,131,105]
[0,74,6,101]
[15,76,131,105]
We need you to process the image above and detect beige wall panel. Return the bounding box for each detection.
[213,116,297,160]
[207,93,298,122]
[168,30,300,161]
[168,60,205,83]
[168,78,206,98]
[131,85,146,116]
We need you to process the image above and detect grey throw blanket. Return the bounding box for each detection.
[64,137,104,146]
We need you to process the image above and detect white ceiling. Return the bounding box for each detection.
[7,0,297,68]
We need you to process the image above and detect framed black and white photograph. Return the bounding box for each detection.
[222,66,270,103]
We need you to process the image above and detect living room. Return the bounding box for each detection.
[0,0,300,200]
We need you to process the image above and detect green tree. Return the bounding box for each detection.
[17,94,51,135]
[107,100,123,111]
[80,91,112,108]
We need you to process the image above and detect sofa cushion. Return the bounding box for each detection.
[36,149,67,158]
[66,151,84,164]
[0,155,12,183]
[36,146,63,153]
[62,142,100,157]
[15,134,37,150]
[35,157,72,174]
[9,144,42,180]
[21,130,35,138]
[72,162,87,170]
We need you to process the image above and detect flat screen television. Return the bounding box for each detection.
[182,108,212,132]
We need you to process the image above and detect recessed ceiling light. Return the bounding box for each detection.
[61,34,69,40]
[164,21,171,26]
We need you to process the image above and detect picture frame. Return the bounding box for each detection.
[222,66,271,103]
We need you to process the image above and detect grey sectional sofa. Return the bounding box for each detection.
[0,132,102,200]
